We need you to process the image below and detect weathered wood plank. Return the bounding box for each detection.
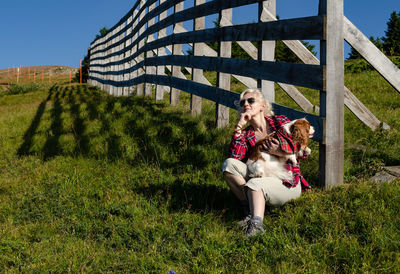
[91,15,324,62]
[343,86,381,130]
[216,8,232,128]
[171,1,185,106]
[145,55,323,90]
[191,0,205,116]
[278,83,314,113]
[319,0,344,189]
[145,3,156,97]
[128,9,139,96]
[155,0,169,101]
[136,0,146,96]
[344,16,400,94]
[92,54,323,91]
[258,0,276,102]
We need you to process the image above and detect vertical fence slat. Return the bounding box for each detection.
[129,9,139,96]
[191,0,205,116]
[171,1,184,106]
[319,0,344,189]
[136,0,146,96]
[117,24,124,96]
[106,32,113,94]
[258,0,276,102]
[145,3,157,97]
[156,0,169,101]
[124,16,133,96]
[216,8,232,128]
[111,28,118,95]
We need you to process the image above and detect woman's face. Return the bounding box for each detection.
[240,92,265,117]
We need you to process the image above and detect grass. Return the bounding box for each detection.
[0,68,399,272]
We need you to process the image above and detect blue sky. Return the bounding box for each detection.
[1,0,399,69]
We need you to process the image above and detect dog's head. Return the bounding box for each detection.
[283,119,315,145]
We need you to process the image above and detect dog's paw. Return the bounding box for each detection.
[305,147,311,154]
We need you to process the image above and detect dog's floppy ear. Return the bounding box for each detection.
[291,125,303,142]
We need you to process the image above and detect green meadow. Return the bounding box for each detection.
[0,68,399,272]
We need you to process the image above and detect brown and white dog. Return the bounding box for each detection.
[246,119,314,179]
[246,135,293,180]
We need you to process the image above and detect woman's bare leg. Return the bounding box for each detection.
[223,171,246,201]
[247,189,265,219]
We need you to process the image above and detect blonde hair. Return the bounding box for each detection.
[238,88,274,116]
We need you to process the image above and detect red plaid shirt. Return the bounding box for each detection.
[228,115,311,191]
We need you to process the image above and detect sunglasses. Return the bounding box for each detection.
[239,97,256,107]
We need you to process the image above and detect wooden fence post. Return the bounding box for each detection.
[155,0,168,101]
[124,16,132,96]
[98,37,105,90]
[191,0,205,116]
[258,0,276,103]
[117,24,125,96]
[171,1,185,106]
[136,0,147,96]
[111,27,118,95]
[128,9,139,96]
[105,33,111,94]
[319,0,344,189]
[145,2,157,97]
[216,7,232,128]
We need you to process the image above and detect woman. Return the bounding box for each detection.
[222,88,311,237]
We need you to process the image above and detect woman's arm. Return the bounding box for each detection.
[228,131,248,160]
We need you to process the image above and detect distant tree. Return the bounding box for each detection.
[96,27,109,40]
[382,11,400,56]
[347,36,384,59]
[76,27,109,83]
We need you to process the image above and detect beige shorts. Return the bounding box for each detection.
[222,158,301,206]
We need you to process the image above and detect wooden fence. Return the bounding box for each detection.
[87,0,400,189]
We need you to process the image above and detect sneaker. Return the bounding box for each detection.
[237,214,252,228]
[244,218,265,237]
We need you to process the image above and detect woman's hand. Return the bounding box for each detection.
[237,111,252,128]
[263,138,286,157]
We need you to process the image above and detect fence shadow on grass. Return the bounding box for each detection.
[16,85,243,216]
[17,88,54,156]
[17,85,124,160]
[129,179,241,218]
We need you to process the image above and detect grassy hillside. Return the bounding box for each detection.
[0,65,78,88]
[0,69,399,271]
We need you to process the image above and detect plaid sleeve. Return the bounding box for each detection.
[228,132,248,161]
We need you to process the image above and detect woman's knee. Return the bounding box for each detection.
[221,158,247,179]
